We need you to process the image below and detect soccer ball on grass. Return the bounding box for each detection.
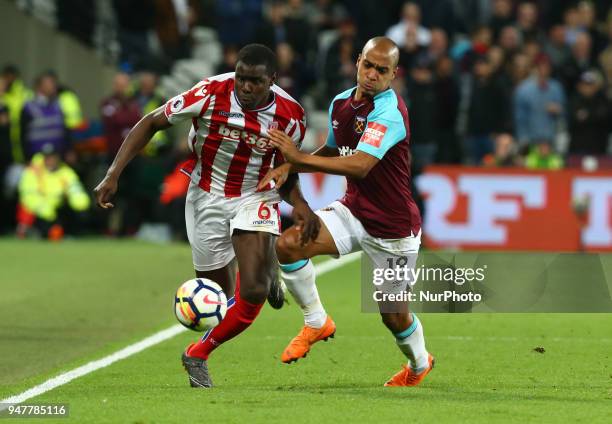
[174,278,227,331]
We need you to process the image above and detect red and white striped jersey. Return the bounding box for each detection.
[163,72,306,198]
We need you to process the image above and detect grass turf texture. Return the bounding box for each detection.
[0,239,611,423]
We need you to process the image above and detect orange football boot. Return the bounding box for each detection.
[281,316,336,363]
[384,354,435,387]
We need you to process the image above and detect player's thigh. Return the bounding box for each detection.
[231,230,277,303]
[276,217,339,262]
[362,233,421,314]
[185,183,236,275]
[228,193,281,294]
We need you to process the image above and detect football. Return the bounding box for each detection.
[174,278,228,331]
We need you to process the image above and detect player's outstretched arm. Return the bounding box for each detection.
[257,144,337,191]
[268,129,378,179]
[94,107,171,208]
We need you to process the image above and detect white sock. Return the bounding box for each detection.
[394,314,429,372]
[280,259,327,328]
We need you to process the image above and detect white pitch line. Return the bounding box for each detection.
[0,253,360,408]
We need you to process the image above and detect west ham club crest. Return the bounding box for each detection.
[354,116,366,134]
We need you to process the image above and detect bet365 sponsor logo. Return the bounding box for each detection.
[218,124,272,151]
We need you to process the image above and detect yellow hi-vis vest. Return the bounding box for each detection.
[1,79,33,163]
[58,90,84,129]
[18,153,90,221]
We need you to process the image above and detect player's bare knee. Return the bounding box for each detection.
[239,271,274,304]
[240,281,269,304]
[275,232,301,263]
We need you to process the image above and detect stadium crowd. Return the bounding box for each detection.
[2,0,612,239]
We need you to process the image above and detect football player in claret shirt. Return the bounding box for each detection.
[94,44,320,388]
[259,37,434,387]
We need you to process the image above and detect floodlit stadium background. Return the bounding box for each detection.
[1,0,611,249]
[1,2,612,422]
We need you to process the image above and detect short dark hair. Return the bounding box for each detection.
[236,44,277,76]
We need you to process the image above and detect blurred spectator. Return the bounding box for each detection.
[254,0,312,60]
[544,24,571,71]
[563,5,583,47]
[487,45,506,75]
[461,25,494,73]
[345,0,400,45]
[308,0,349,32]
[598,17,612,99]
[155,0,198,65]
[595,0,612,18]
[42,71,85,131]
[16,144,90,239]
[523,38,543,65]
[560,31,594,93]
[56,0,96,47]
[464,56,509,164]
[20,73,69,162]
[276,43,311,101]
[516,1,543,42]
[524,142,563,169]
[100,72,142,158]
[514,54,566,146]
[577,0,607,60]
[322,19,359,101]
[433,56,461,164]
[112,0,155,71]
[285,0,316,57]
[216,45,239,75]
[0,85,14,234]
[488,0,514,41]
[568,70,611,155]
[100,72,143,235]
[0,65,32,164]
[407,59,436,172]
[488,46,514,133]
[424,28,449,63]
[482,133,519,167]
[412,0,456,37]
[214,0,262,47]
[133,71,168,156]
[451,0,490,33]
[398,26,425,71]
[509,52,532,86]
[386,2,431,48]
[498,25,521,57]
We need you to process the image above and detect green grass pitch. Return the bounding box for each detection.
[0,239,611,423]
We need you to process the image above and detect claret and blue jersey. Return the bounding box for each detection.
[326,87,421,239]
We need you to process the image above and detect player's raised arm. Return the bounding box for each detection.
[94,79,211,208]
[93,107,171,208]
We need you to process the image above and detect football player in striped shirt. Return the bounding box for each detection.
[94,44,320,388]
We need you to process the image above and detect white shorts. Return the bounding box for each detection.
[316,201,421,294]
[185,182,281,271]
